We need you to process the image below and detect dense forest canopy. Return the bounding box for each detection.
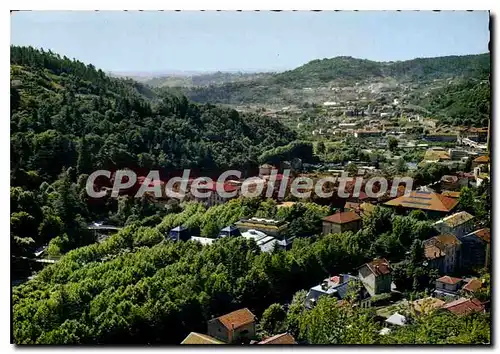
[408,78,490,127]
[10,45,298,272]
[12,198,490,344]
[11,45,297,179]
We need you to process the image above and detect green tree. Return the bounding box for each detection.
[316,141,326,155]
[76,135,92,176]
[409,209,427,221]
[388,136,398,153]
[298,296,379,344]
[260,303,286,335]
[345,163,358,177]
[458,186,476,214]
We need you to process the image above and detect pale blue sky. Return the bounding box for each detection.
[11,11,490,73]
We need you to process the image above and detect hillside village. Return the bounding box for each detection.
[80,130,491,345]
[170,156,491,344]
[11,45,491,345]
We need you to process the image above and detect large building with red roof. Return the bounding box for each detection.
[384,190,458,216]
[442,297,485,316]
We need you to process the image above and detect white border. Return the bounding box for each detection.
[2,1,498,354]
[3,1,498,10]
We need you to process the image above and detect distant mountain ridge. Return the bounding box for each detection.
[141,71,275,88]
[274,53,490,87]
[168,53,490,106]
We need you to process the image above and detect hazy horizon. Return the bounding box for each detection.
[108,51,490,78]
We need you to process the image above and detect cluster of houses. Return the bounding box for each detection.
[304,256,487,337]
[168,216,294,253]
[328,206,490,276]
[181,254,488,344]
[310,107,488,149]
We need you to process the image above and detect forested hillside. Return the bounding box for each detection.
[273,54,490,87]
[11,46,296,177]
[408,78,490,127]
[10,46,296,270]
[173,53,491,119]
[13,198,490,344]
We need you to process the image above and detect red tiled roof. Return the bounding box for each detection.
[365,258,391,277]
[463,279,483,292]
[216,308,256,331]
[473,155,490,163]
[323,211,361,224]
[473,228,491,243]
[437,276,463,285]
[258,333,297,345]
[137,176,165,186]
[441,191,461,199]
[357,191,369,200]
[384,190,458,213]
[443,298,484,315]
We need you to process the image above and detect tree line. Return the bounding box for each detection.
[13,196,458,344]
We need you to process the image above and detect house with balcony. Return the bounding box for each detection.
[472,155,489,169]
